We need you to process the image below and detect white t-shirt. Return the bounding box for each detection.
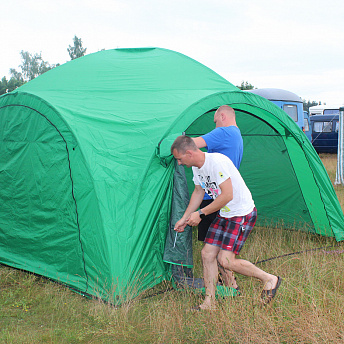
[192,152,255,218]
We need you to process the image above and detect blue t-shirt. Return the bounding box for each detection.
[201,126,243,200]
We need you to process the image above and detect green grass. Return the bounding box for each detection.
[1,154,344,343]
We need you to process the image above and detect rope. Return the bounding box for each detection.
[254,242,344,265]
[311,114,338,143]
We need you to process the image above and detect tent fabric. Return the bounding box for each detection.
[0,47,343,303]
[163,161,193,268]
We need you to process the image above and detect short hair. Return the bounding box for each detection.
[171,135,197,154]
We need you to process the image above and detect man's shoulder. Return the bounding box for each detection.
[202,126,233,142]
[223,125,241,134]
[206,152,232,164]
[202,126,221,138]
[211,126,241,138]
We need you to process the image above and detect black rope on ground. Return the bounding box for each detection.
[254,241,344,265]
[139,287,175,301]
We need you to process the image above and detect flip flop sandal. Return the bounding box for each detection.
[190,305,216,311]
[235,286,241,296]
[261,276,282,304]
[190,305,201,312]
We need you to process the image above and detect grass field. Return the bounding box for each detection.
[1,154,344,343]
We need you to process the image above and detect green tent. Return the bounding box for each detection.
[0,48,343,302]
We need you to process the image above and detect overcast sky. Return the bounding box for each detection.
[1,0,343,105]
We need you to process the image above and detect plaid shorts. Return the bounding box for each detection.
[205,207,257,255]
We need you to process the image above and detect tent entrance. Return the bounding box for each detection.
[0,105,86,280]
[184,107,315,231]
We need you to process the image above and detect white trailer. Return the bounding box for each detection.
[309,104,343,116]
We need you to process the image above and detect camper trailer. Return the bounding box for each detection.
[310,114,339,153]
[309,104,342,116]
[309,105,343,153]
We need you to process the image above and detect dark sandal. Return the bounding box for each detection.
[261,276,282,304]
[190,305,201,312]
[190,304,216,311]
[235,286,241,296]
[233,277,241,294]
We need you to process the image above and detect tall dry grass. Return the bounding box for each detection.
[1,154,344,343]
[321,153,344,208]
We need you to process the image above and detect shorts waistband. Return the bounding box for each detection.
[217,207,257,220]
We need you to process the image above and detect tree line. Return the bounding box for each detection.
[1,39,320,110]
[0,36,86,95]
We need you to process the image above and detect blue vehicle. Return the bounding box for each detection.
[303,111,311,141]
[310,114,339,153]
[247,88,305,132]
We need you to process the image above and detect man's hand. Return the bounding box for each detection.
[174,218,188,233]
[186,211,202,227]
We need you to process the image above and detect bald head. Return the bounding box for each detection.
[214,105,237,128]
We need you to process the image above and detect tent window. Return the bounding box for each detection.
[283,104,298,122]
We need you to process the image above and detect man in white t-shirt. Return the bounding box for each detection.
[193,105,243,291]
[171,135,282,310]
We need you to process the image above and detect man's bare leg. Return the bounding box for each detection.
[218,265,238,289]
[218,250,278,291]
[199,243,220,309]
[201,242,237,289]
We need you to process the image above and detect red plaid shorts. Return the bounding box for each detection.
[204,207,257,255]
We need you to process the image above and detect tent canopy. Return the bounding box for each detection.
[0,47,343,302]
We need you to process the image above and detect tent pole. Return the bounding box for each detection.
[335,107,344,185]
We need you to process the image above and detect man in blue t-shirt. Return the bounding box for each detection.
[192,105,243,290]
[193,105,243,240]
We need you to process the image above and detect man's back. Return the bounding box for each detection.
[201,126,243,169]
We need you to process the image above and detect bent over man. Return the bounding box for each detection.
[171,135,281,310]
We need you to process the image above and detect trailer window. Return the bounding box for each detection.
[335,121,339,133]
[324,109,339,115]
[283,104,298,121]
[313,121,332,133]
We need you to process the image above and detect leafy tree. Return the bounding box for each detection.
[67,36,87,60]
[0,76,25,95]
[1,50,58,95]
[303,100,319,112]
[10,50,57,82]
[0,77,9,95]
[237,81,255,90]
[9,69,24,83]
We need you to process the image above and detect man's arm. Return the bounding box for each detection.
[186,178,233,226]
[174,185,205,232]
[192,137,207,149]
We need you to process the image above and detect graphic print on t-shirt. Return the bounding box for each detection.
[197,175,220,199]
